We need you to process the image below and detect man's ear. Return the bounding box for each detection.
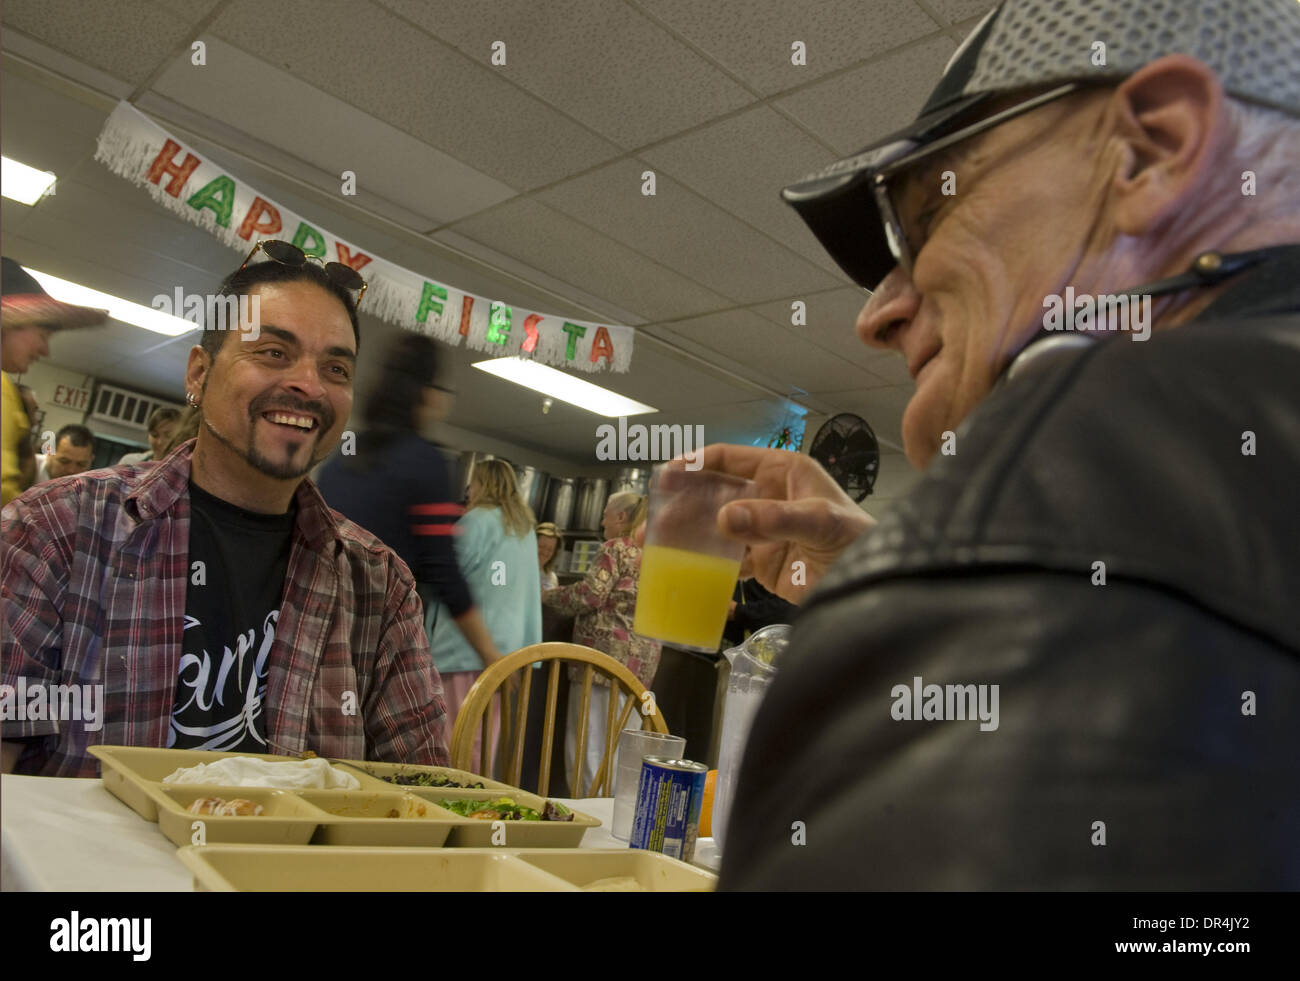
[184,344,210,400]
[1108,54,1228,236]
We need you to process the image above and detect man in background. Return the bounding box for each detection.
[1,257,106,505]
[33,424,95,484]
[117,407,181,465]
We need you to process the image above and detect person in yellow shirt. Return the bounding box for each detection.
[2,257,106,506]
[1,372,33,507]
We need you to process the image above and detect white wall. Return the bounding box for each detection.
[15,360,98,450]
[864,450,921,516]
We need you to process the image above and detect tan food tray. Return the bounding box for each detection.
[178,844,717,892]
[89,746,598,849]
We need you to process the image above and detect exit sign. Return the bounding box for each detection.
[52,384,92,411]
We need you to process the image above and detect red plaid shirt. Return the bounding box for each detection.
[1,441,449,776]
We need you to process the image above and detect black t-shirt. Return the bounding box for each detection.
[168,481,296,752]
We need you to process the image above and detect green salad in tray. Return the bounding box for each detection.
[438,797,573,822]
[374,769,485,789]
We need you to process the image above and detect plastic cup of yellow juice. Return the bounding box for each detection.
[633,466,759,652]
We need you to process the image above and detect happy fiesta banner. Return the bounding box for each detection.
[94,101,633,372]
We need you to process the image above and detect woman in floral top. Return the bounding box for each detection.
[543,491,660,792]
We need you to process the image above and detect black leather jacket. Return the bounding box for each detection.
[719,246,1300,890]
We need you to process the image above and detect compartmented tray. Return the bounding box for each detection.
[89,746,597,849]
[177,845,717,892]
[89,746,374,821]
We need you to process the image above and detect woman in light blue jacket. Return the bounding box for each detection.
[428,459,541,773]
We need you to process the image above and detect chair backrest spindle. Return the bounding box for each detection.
[449,643,671,798]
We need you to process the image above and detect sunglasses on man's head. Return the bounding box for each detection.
[238,239,368,305]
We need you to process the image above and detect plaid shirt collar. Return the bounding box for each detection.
[129,438,341,549]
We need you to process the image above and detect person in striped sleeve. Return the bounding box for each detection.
[316,332,505,675]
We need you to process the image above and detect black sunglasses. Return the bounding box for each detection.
[873,83,1083,281]
[238,239,368,304]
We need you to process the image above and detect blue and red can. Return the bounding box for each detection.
[629,757,708,861]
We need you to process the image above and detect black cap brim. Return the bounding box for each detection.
[781,91,993,290]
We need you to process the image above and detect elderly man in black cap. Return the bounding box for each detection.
[697,0,1300,889]
[1,257,106,506]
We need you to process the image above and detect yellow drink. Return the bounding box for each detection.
[634,544,741,651]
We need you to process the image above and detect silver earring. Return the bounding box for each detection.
[186,392,198,407]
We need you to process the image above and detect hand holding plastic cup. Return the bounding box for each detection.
[633,464,760,652]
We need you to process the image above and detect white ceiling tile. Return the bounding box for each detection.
[613,342,766,413]
[533,158,843,302]
[775,34,957,155]
[639,106,848,277]
[660,308,892,395]
[813,384,913,445]
[1,217,220,313]
[438,198,733,322]
[634,0,941,95]
[929,0,998,27]
[149,0,224,20]
[377,0,755,148]
[150,37,518,227]
[0,70,114,174]
[749,287,884,368]
[23,172,232,282]
[2,0,196,86]
[206,0,622,190]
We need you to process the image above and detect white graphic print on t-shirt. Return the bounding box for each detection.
[168,610,277,750]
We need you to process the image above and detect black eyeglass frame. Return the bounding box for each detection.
[238,239,369,305]
[870,82,1084,280]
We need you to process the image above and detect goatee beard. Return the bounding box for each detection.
[201,416,321,480]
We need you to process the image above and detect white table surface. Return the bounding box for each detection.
[0,773,720,891]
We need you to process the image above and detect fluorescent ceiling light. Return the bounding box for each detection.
[472,357,657,417]
[2,156,57,205]
[24,268,197,337]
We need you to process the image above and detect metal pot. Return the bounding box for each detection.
[613,466,649,497]
[573,477,609,531]
[543,477,577,529]
[513,464,550,516]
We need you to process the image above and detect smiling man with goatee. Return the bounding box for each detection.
[1,244,450,776]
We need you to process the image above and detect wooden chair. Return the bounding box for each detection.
[450,642,670,798]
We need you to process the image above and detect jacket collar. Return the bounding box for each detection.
[127,438,342,549]
[1005,242,1300,383]
[1197,243,1300,321]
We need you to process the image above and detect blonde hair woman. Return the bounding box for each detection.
[542,489,660,792]
[535,521,565,591]
[428,459,541,773]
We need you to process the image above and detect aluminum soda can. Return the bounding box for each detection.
[629,756,708,861]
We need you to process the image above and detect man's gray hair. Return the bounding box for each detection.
[1225,99,1300,212]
